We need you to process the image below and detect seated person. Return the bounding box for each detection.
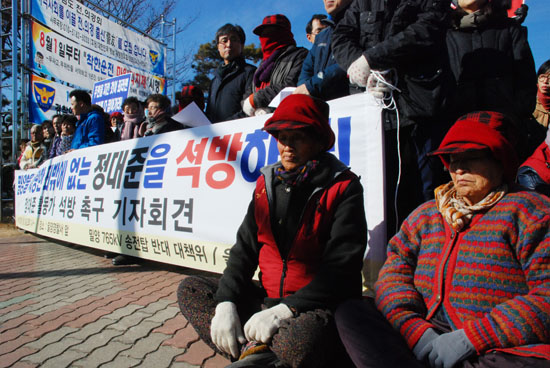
[138,94,183,136]
[120,97,145,140]
[517,128,550,196]
[336,111,550,368]
[49,115,77,159]
[20,124,48,170]
[177,94,367,367]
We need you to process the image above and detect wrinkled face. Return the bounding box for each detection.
[276,128,324,171]
[70,96,86,116]
[449,151,503,205]
[457,0,487,13]
[217,32,243,64]
[307,19,328,43]
[324,0,352,16]
[123,102,140,115]
[30,126,43,142]
[538,73,550,96]
[61,121,75,136]
[52,117,62,134]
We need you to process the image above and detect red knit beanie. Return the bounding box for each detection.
[429,111,519,182]
[263,94,335,151]
[110,111,123,119]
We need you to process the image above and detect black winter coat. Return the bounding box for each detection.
[206,57,256,123]
[332,0,451,128]
[247,45,308,110]
[444,15,536,122]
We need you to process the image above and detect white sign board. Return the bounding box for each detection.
[14,94,385,280]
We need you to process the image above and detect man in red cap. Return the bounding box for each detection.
[178,94,367,367]
[242,14,308,117]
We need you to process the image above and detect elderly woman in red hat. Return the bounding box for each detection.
[177,94,367,367]
[336,111,550,368]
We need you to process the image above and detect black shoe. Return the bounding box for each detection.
[112,255,135,266]
[104,252,116,259]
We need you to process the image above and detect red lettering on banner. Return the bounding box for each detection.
[205,163,235,189]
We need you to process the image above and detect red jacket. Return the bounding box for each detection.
[521,141,550,183]
[254,170,356,298]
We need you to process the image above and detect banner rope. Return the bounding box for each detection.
[369,69,402,234]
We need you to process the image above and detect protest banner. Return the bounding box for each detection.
[30,20,166,99]
[14,94,386,278]
[29,74,75,124]
[30,0,165,76]
[91,74,132,114]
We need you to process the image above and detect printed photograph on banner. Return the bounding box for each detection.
[13,94,383,274]
[30,20,166,99]
[29,0,165,76]
[29,74,75,124]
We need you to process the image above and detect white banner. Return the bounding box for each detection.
[30,0,165,76]
[30,20,166,99]
[14,94,385,277]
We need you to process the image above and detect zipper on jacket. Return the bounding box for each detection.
[279,259,287,297]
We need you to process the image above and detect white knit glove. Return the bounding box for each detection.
[254,108,270,116]
[244,304,293,343]
[347,55,370,87]
[367,72,391,99]
[242,95,256,117]
[210,302,246,358]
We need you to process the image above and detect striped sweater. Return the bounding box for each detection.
[375,190,550,359]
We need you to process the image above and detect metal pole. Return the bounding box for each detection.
[12,0,19,163]
[172,18,176,104]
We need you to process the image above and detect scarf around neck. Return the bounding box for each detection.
[254,48,284,88]
[274,160,319,187]
[435,181,507,232]
[538,89,550,112]
[458,9,489,29]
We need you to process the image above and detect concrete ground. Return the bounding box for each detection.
[0,225,231,368]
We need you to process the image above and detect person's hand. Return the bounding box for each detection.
[244,304,293,343]
[347,55,370,87]
[243,95,255,117]
[420,329,475,368]
[254,108,270,116]
[413,328,440,361]
[210,302,246,359]
[293,84,310,95]
[367,72,392,99]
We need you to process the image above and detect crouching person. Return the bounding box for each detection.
[177,94,367,367]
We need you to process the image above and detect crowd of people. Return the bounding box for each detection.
[11,0,550,366]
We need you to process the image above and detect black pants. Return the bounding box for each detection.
[335,298,550,368]
[177,276,353,368]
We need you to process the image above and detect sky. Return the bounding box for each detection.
[172,0,549,84]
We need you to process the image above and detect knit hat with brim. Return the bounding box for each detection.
[253,14,292,35]
[429,111,519,182]
[263,94,335,151]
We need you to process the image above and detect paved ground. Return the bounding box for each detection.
[0,226,231,368]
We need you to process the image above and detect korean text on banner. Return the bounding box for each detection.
[91,74,132,114]
[29,0,165,76]
[14,94,386,277]
[30,20,165,98]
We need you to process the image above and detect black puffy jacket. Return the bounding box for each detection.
[444,14,536,122]
[247,45,308,111]
[206,57,256,123]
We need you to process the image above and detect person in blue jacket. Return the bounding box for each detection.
[294,0,353,101]
[69,89,104,150]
